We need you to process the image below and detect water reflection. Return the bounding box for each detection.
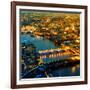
[71,64,80,73]
[71,66,76,73]
[49,64,80,77]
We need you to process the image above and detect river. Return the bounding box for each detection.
[20,34,80,78]
[20,34,58,51]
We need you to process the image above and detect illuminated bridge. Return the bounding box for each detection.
[38,48,79,64]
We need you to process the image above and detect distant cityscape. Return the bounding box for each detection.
[20,10,80,78]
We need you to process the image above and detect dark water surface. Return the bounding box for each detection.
[22,64,80,78]
[48,64,80,77]
[21,34,58,51]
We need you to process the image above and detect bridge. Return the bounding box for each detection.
[38,47,80,64]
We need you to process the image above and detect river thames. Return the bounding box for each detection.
[20,34,80,78]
